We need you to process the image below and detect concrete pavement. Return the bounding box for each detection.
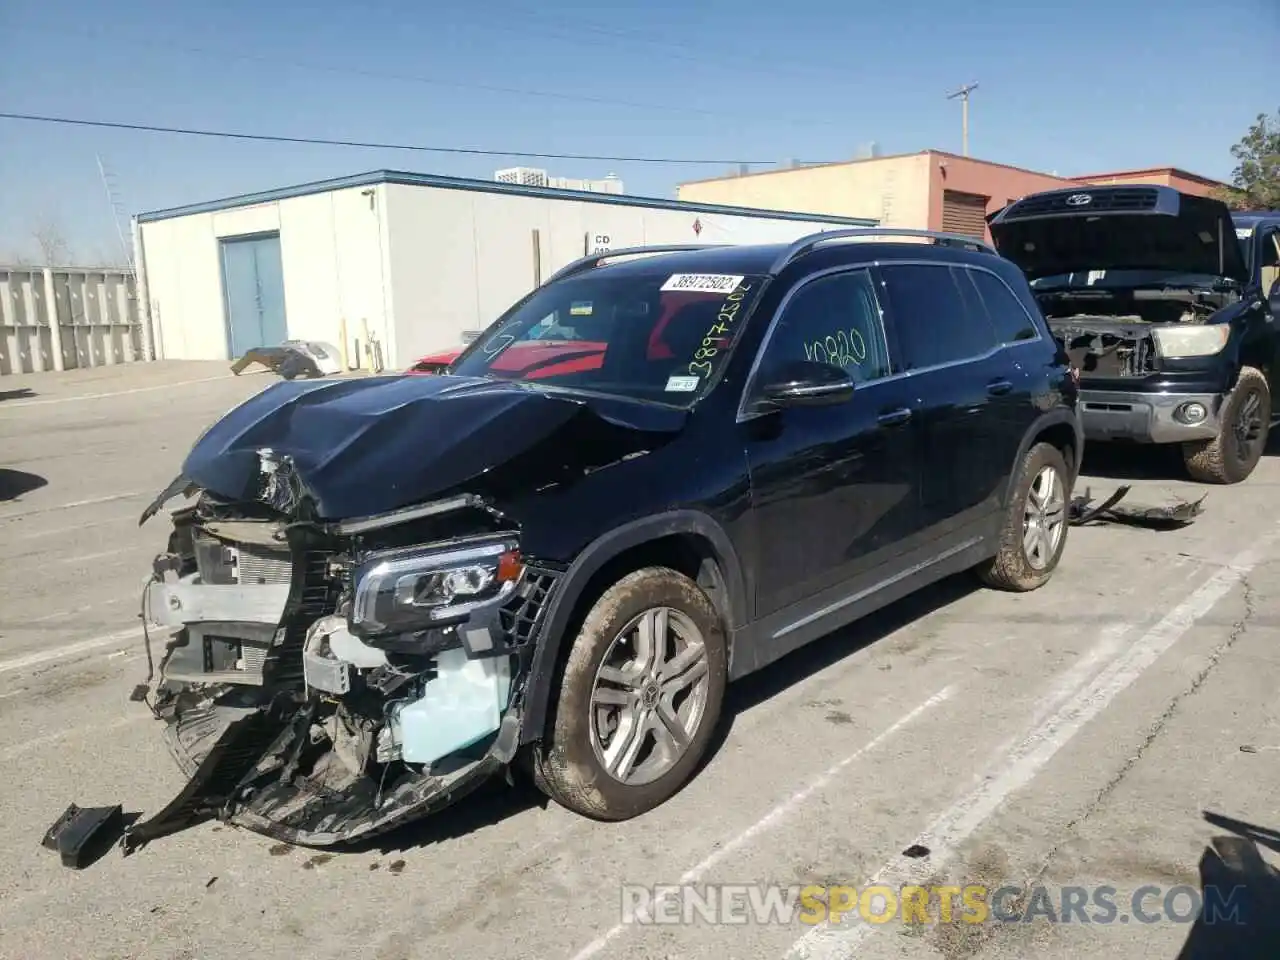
[1,361,1278,960]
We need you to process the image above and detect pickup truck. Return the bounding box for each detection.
[988,187,1280,484]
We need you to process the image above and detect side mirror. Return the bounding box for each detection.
[759,360,855,407]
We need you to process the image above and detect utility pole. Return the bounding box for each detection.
[946,82,979,157]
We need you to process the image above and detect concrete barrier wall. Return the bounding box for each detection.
[0,267,150,375]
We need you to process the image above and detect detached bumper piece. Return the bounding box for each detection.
[1068,485,1207,529]
[121,712,284,856]
[42,803,126,869]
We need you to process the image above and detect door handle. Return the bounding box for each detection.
[987,379,1013,396]
[877,407,913,427]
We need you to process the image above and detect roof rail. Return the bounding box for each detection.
[769,228,996,274]
[544,244,726,286]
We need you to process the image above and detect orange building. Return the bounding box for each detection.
[676,150,1231,242]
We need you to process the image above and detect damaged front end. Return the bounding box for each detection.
[1040,286,1235,380]
[125,461,559,851]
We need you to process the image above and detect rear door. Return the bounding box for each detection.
[960,265,1047,490]
[874,261,1013,544]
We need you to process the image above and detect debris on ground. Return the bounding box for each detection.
[230,341,343,380]
[42,803,127,869]
[1068,485,1206,529]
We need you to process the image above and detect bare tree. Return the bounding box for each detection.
[31,219,70,267]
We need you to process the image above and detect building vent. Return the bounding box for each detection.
[942,190,990,238]
[495,167,550,187]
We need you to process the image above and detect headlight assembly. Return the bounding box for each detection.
[350,539,524,637]
[1152,325,1229,359]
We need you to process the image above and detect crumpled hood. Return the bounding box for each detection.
[180,374,688,519]
[989,187,1250,283]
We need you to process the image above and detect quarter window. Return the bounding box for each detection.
[879,263,1000,370]
[756,270,891,385]
[966,269,1039,343]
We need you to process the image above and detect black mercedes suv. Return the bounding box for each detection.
[126,228,1083,852]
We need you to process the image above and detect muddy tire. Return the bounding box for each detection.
[1182,366,1270,485]
[530,567,727,821]
[974,441,1071,592]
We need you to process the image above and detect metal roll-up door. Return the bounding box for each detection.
[941,190,990,238]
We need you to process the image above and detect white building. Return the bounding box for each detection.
[133,169,877,370]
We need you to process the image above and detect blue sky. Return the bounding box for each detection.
[1,0,1276,263]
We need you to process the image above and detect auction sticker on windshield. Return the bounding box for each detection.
[661,274,745,294]
[665,375,700,393]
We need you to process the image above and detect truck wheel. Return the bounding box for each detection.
[975,441,1071,592]
[1182,366,1270,485]
[530,567,727,821]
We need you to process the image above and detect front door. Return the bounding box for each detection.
[742,267,924,629]
[220,233,288,358]
[874,262,1019,543]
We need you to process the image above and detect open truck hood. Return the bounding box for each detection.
[178,373,688,520]
[988,185,1250,284]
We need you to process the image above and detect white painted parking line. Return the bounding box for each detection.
[29,598,132,624]
[0,490,149,522]
[0,714,150,762]
[783,529,1276,960]
[9,512,139,541]
[0,374,236,409]
[0,627,143,676]
[51,545,137,566]
[566,684,958,960]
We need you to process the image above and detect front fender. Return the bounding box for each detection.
[516,509,747,746]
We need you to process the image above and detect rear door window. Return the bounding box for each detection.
[878,263,999,371]
[965,269,1040,343]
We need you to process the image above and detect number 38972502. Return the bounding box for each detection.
[687,289,749,378]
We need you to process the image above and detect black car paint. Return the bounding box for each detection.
[988,187,1280,404]
[988,186,1249,283]
[179,373,691,520]
[140,237,1080,845]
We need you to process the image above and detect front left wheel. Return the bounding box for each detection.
[530,566,728,821]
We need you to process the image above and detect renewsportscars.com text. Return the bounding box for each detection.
[620,883,1248,927]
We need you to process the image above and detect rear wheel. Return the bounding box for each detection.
[975,441,1071,592]
[1182,366,1270,484]
[530,567,727,820]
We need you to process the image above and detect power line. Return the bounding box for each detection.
[0,111,777,166]
[6,20,848,129]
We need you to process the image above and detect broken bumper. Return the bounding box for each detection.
[127,517,560,852]
[1077,389,1223,444]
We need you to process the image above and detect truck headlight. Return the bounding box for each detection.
[350,539,523,637]
[1152,325,1229,359]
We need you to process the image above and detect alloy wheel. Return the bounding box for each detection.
[588,606,711,786]
[1022,464,1066,571]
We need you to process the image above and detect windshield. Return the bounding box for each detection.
[448,269,767,405]
[1030,268,1240,293]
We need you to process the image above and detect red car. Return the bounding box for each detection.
[405,288,731,381]
[406,342,606,379]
